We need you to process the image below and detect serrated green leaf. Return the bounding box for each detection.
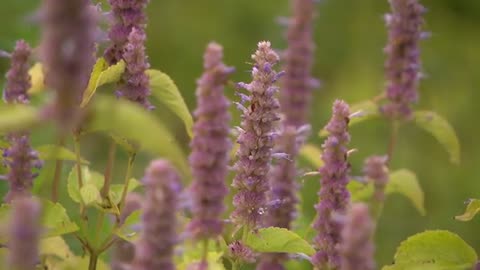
[67,166,104,204]
[115,210,141,242]
[147,69,193,138]
[299,144,323,168]
[382,230,477,270]
[41,200,79,238]
[244,227,315,256]
[387,169,426,216]
[80,184,101,205]
[0,104,40,133]
[414,110,460,164]
[36,144,89,164]
[319,100,379,137]
[27,62,45,95]
[455,199,480,222]
[88,95,189,175]
[40,236,74,259]
[80,59,125,107]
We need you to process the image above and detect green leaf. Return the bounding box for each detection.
[244,227,315,256]
[110,133,137,154]
[109,178,142,205]
[413,111,461,164]
[299,144,323,168]
[80,59,125,107]
[319,100,379,137]
[41,200,79,238]
[80,184,101,206]
[0,104,40,133]
[386,169,426,216]
[36,144,89,164]
[147,69,193,138]
[382,230,477,270]
[27,62,45,95]
[88,95,189,175]
[115,210,141,242]
[455,199,480,222]
[67,166,104,204]
[348,181,374,202]
[40,236,74,259]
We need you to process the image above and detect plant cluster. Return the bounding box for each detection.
[0,0,477,270]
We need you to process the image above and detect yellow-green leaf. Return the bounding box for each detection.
[299,143,323,168]
[382,230,477,270]
[0,104,40,133]
[27,62,45,94]
[147,69,193,138]
[40,236,74,259]
[89,95,189,175]
[41,200,79,238]
[414,110,460,164]
[178,252,225,270]
[244,227,315,256]
[455,199,480,222]
[80,59,125,107]
[36,144,89,164]
[115,210,141,242]
[319,100,379,137]
[386,169,426,216]
[67,166,104,204]
[80,184,101,205]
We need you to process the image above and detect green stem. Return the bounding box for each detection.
[74,135,84,189]
[51,136,66,202]
[101,142,117,199]
[118,152,136,213]
[202,239,209,261]
[88,252,98,270]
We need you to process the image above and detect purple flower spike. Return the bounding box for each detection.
[187,42,233,240]
[41,0,97,131]
[339,203,375,270]
[382,0,427,119]
[7,196,41,270]
[312,100,351,270]
[3,40,31,104]
[132,160,181,270]
[281,0,317,127]
[363,155,389,203]
[117,27,152,109]
[231,41,281,229]
[104,0,149,65]
[2,41,42,202]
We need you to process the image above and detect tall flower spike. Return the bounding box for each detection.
[339,203,375,270]
[116,27,152,109]
[7,196,41,270]
[41,0,97,131]
[259,2,317,268]
[187,42,234,240]
[104,0,149,65]
[231,41,282,229]
[382,0,427,119]
[3,41,42,202]
[312,100,351,270]
[281,0,317,127]
[132,160,181,270]
[3,40,31,104]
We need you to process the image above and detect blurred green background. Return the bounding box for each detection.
[1,0,479,268]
